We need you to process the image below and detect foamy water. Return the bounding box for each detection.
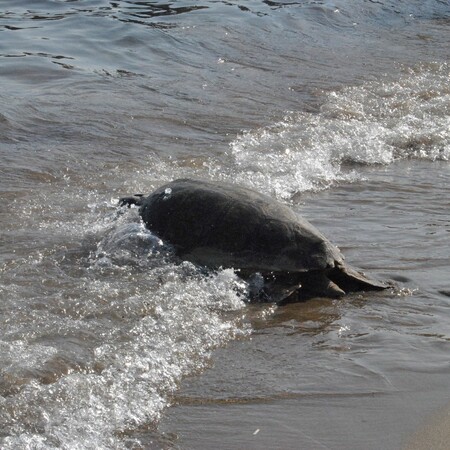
[226,64,450,198]
[1,208,249,448]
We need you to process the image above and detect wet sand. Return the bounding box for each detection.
[405,404,450,450]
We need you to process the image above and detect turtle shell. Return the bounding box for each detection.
[139,179,344,273]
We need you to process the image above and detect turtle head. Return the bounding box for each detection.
[119,194,145,208]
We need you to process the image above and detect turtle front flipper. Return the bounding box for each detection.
[258,272,345,304]
[262,279,302,304]
[328,263,388,292]
[295,271,346,301]
[119,194,145,208]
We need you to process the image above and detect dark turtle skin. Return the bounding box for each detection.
[120,179,387,303]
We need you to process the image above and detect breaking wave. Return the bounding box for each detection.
[227,63,450,199]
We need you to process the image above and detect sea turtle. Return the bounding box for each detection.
[120,178,387,303]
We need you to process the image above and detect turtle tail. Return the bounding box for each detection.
[119,194,145,208]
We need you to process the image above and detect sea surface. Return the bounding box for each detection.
[1,1,449,449]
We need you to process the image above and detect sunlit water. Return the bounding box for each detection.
[1,1,449,448]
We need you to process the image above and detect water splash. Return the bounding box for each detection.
[228,63,449,199]
[0,206,248,449]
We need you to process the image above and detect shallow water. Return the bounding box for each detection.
[159,159,450,449]
[1,1,449,448]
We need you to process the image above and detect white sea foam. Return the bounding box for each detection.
[227,63,449,199]
[0,210,248,449]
